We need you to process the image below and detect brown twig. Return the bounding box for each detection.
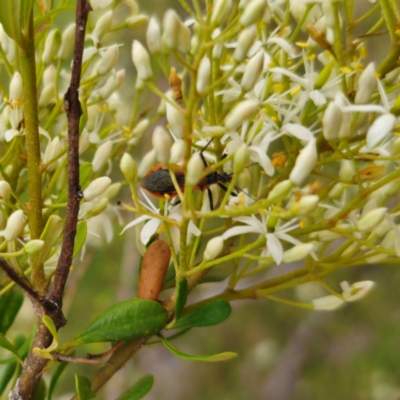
[9,2,91,399]
[51,352,101,365]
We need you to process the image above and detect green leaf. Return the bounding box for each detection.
[0,362,17,395]
[58,163,92,203]
[160,336,237,362]
[0,332,22,362]
[31,215,64,267]
[47,360,68,400]
[73,221,87,258]
[0,0,23,46]
[75,375,95,400]
[32,379,46,400]
[115,375,154,400]
[71,298,167,346]
[0,290,24,334]
[33,316,59,360]
[174,278,188,321]
[171,300,231,330]
[22,0,34,35]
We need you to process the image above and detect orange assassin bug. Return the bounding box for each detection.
[140,139,236,210]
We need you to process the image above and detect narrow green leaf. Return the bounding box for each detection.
[160,336,237,362]
[171,300,231,329]
[0,0,23,46]
[115,375,154,400]
[0,332,22,362]
[0,290,24,334]
[18,328,35,359]
[147,327,191,345]
[59,163,92,202]
[0,361,17,396]
[174,278,188,321]
[31,215,64,267]
[47,361,68,400]
[72,298,167,346]
[32,379,46,400]
[73,221,87,258]
[75,375,95,400]
[22,0,34,36]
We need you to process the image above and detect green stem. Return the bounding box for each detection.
[20,13,45,288]
[0,43,13,77]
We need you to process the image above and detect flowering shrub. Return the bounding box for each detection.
[0,0,399,398]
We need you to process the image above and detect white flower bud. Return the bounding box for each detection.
[131,40,152,81]
[152,126,173,163]
[24,240,45,254]
[97,45,119,76]
[2,210,24,241]
[312,295,344,310]
[0,181,11,201]
[38,84,55,108]
[58,23,75,60]
[178,23,191,54]
[83,177,112,201]
[234,144,250,174]
[267,180,294,202]
[42,29,61,65]
[125,15,149,30]
[163,9,181,49]
[322,3,335,28]
[356,207,387,232]
[355,63,376,104]
[186,153,205,186]
[341,280,375,302]
[43,66,56,87]
[166,101,185,138]
[334,93,351,139]
[92,140,112,173]
[338,160,353,181]
[212,29,223,58]
[91,10,113,46]
[233,25,257,62]
[10,72,23,101]
[289,140,317,186]
[196,56,211,93]
[204,236,224,261]
[225,99,259,131]
[282,243,314,263]
[130,119,150,143]
[138,149,157,178]
[102,182,121,200]
[241,50,264,92]
[239,0,266,27]
[290,195,319,216]
[169,139,186,164]
[90,0,114,9]
[147,17,161,54]
[323,101,342,141]
[79,130,90,155]
[44,137,62,170]
[211,0,233,26]
[366,113,396,150]
[99,69,125,100]
[120,153,137,183]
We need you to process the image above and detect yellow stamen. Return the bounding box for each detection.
[296,41,309,48]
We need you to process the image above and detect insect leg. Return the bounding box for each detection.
[207,188,214,210]
[199,138,214,167]
[218,182,237,196]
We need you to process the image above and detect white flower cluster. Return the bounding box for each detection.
[0,0,398,309]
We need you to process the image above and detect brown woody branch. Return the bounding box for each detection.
[9,1,91,399]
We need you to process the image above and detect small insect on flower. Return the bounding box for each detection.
[140,139,238,210]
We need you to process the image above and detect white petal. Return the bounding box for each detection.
[120,215,150,235]
[266,233,283,265]
[283,123,314,142]
[249,146,274,176]
[140,218,161,244]
[188,220,201,236]
[5,129,20,142]
[312,295,345,310]
[309,90,326,106]
[267,38,295,58]
[366,113,396,150]
[222,225,261,240]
